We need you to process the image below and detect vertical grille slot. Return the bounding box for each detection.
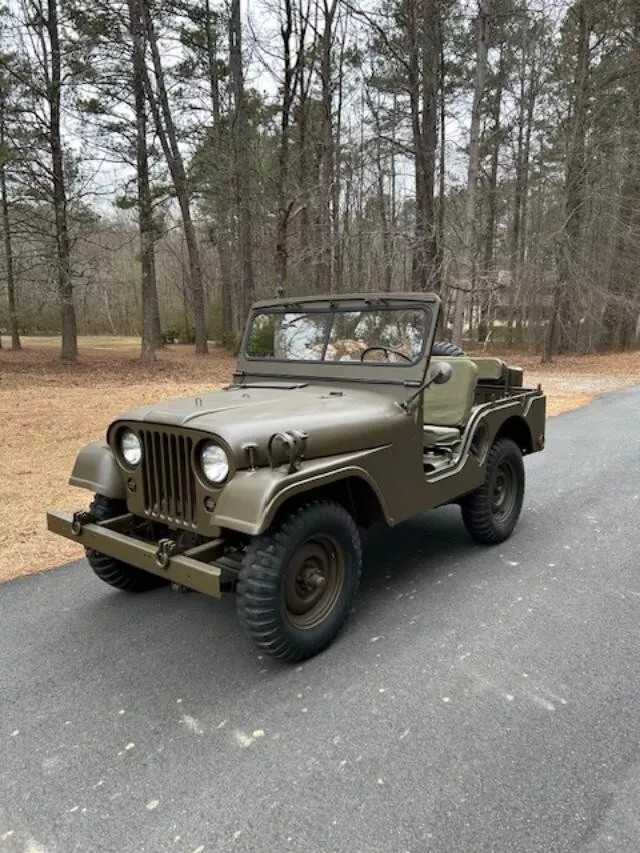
[166,434,176,519]
[139,428,196,527]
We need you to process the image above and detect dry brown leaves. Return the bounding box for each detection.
[0,341,234,583]
[484,350,640,416]
[1,340,638,582]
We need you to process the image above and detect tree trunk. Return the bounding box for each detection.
[275,0,299,297]
[297,81,309,286]
[333,23,346,290]
[515,55,536,344]
[435,9,446,296]
[544,0,590,361]
[378,141,392,292]
[0,86,20,351]
[419,0,438,290]
[317,0,338,293]
[407,0,438,291]
[365,82,392,292]
[47,0,77,363]
[506,33,536,347]
[204,0,233,345]
[452,0,490,347]
[229,0,255,333]
[141,2,208,353]
[128,0,161,363]
[479,46,505,344]
[599,2,640,351]
[355,96,365,289]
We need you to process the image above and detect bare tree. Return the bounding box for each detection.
[407,0,439,291]
[544,0,591,361]
[229,0,255,334]
[451,0,491,347]
[141,0,208,353]
[45,0,78,362]
[364,77,393,291]
[15,0,80,361]
[127,0,162,362]
[316,0,338,292]
[275,0,307,296]
[0,63,21,350]
[506,18,538,346]
[478,43,506,344]
[203,0,234,343]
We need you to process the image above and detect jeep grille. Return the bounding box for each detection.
[139,429,197,527]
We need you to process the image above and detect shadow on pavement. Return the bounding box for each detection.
[41,504,501,690]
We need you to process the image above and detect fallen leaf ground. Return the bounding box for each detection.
[0,339,234,582]
[1,337,639,582]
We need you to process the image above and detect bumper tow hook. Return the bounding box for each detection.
[71,510,96,537]
[156,538,179,570]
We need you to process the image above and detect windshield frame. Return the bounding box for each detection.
[243,303,431,368]
[236,293,440,388]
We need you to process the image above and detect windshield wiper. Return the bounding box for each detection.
[226,382,309,391]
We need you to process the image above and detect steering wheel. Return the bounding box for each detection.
[360,346,412,363]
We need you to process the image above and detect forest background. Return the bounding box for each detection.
[0,0,639,364]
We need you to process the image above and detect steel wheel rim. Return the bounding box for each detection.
[283,535,345,630]
[491,461,517,522]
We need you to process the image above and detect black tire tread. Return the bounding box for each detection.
[460,438,524,545]
[432,340,466,357]
[86,495,167,592]
[237,501,362,662]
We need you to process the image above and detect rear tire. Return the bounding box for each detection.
[237,501,362,662]
[460,438,525,544]
[86,495,168,592]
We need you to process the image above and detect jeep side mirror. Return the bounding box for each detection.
[431,362,452,385]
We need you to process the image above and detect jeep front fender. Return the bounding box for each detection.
[69,440,126,500]
[211,448,393,536]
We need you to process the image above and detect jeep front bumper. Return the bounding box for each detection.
[46,511,223,597]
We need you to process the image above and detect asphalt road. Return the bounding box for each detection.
[2,387,640,853]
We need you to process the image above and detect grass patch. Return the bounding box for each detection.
[3,335,141,350]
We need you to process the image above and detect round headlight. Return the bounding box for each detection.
[200,442,229,484]
[121,429,142,467]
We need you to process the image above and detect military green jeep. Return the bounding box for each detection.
[48,293,545,661]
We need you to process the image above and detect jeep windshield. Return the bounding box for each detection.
[245,304,429,365]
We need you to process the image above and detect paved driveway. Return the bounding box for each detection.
[2,387,640,853]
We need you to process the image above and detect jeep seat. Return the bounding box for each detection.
[472,356,523,388]
[422,425,462,446]
[423,357,478,447]
[472,356,507,381]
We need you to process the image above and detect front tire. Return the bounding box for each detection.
[460,438,525,544]
[237,501,362,662]
[86,495,168,592]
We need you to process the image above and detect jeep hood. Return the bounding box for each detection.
[111,382,415,465]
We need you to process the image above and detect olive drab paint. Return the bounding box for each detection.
[47,293,546,658]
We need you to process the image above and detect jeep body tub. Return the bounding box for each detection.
[48,293,546,660]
